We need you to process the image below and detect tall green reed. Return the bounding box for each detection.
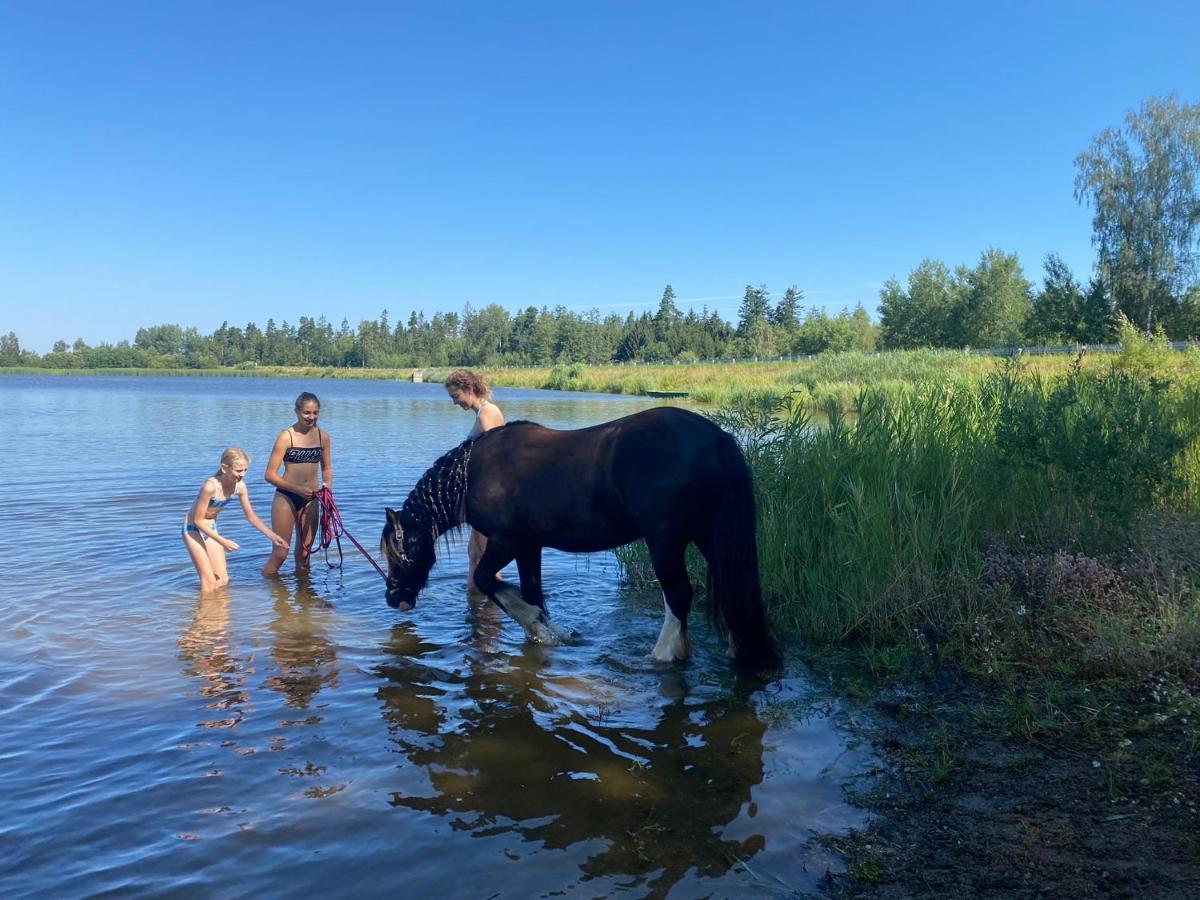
[618,361,1200,657]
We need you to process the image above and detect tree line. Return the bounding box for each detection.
[4,94,1198,369]
[0,287,878,370]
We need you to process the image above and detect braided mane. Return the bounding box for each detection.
[398,439,473,541]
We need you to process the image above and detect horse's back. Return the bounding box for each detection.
[468,407,732,550]
[608,408,731,517]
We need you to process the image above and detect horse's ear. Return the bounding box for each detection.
[385,507,398,525]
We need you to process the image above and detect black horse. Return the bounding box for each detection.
[380,407,780,671]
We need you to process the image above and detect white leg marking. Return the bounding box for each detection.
[495,584,559,644]
[650,598,692,662]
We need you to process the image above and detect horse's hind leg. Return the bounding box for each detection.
[645,534,693,663]
[693,534,735,658]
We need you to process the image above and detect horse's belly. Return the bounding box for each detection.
[539,520,641,554]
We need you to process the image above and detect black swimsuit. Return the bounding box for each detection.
[277,427,323,512]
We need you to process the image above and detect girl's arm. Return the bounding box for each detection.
[263,431,296,493]
[238,485,288,549]
[321,432,334,489]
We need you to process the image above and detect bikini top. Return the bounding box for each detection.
[283,426,324,464]
[206,479,238,510]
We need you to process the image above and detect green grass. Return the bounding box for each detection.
[618,357,1200,700]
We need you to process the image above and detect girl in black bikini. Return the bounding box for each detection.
[262,392,334,576]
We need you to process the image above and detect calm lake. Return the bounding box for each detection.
[2,375,871,898]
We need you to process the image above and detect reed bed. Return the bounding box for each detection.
[617,358,1200,687]
[469,345,1200,409]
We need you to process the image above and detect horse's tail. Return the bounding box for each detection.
[708,431,781,672]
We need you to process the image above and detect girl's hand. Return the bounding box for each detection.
[270,532,289,550]
[222,538,240,552]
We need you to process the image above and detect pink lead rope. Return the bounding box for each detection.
[303,486,388,580]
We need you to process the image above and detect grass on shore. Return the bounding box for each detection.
[618,351,1200,760]
[465,342,1200,407]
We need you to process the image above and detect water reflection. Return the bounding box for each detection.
[264,576,339,709]
[375,638,770,897]
[177,588,250,730]
[464,592,506,655]
[9,377,868,897]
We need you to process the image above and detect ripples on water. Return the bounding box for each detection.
[2,376,871,897]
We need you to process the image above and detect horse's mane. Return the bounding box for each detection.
[399,440,473,539]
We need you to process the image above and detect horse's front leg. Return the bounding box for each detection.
[477,542,560,645]
[513,545,544,605]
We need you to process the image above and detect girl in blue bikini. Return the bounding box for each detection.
[262,392,334,576]
[183,447,287,592]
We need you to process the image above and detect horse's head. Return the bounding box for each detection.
[381,507,435,611]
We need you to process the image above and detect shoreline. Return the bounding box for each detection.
[816,659,1200,897]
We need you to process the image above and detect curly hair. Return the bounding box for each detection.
[443,369,490,399]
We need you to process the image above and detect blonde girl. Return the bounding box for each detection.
[262,391,334,576]
[444,369,505,596]
[183,448,287,592]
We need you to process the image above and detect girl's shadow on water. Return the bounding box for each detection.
[262,574,340,710]
[177,587,251,730]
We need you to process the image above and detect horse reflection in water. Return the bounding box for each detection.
[264,576,339,710]
[381,407,780,672]
[374,629,770,896]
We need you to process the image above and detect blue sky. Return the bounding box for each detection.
[2,1,1198,352]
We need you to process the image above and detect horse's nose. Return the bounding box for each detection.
[385,582,416,611]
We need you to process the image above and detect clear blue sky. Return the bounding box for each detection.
[2,1,1198,352]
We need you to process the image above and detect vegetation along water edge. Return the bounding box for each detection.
[615,332,1200,895]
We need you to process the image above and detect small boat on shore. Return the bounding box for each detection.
[645,389,689,398]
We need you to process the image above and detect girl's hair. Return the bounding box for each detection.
[443,369,490,399]
[294,391,320,411]
[216,447,249,476]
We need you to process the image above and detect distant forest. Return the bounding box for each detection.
[4,252,1199,371]
[8,95,1200,371]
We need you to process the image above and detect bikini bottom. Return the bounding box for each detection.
[276,488,314,515]
[182,519,217,541]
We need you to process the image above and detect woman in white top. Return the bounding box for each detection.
[444,369,505,597]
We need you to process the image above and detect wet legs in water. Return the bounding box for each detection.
[474,541,559,644]
[262,492,317,576]
[645,532,693,662]
[183,527,230,593]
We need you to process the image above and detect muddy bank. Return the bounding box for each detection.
[818,667,1200,898]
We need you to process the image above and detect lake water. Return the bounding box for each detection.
[2,375,871,898]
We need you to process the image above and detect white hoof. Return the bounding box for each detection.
[649,633,692,663]
[650,600,692,662]
[494,584,559,645]
[527,619,561,645]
